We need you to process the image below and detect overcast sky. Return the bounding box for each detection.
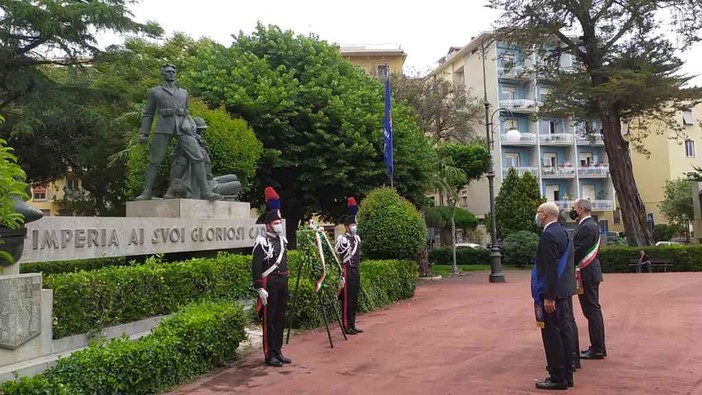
[115,0,702,85]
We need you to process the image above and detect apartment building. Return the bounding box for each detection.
[338,44,407,77]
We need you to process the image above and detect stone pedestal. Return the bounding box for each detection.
[126,199,251,219]
[0,274,42,349]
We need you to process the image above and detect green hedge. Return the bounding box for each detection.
[599,245,702,273]
[428,246,489,265]
[46,253,253,338]
[1,300,246,394]
[285,259,418,329]
[20,257,131,275]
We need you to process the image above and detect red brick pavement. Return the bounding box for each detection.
[172,271,702,395]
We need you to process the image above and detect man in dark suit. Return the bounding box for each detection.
[559,210,581,370]
[570,198,607,360]
[533,202,576,390]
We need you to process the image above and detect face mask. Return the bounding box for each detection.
[569,208,578,220]
[349,225,357,234]
[272,224,283,235]
[534,213,542,227]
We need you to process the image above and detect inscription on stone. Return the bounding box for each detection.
[0,274,41,349]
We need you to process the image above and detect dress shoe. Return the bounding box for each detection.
[275,351,292,364]
[351,327,363,333]
[567,379,574,388]
[580,349,605,360]
[265,355,283,367]
[573,361,581,369]
[345,328,358,335]
[535,377,568,390]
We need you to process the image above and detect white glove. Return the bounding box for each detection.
[257,288,269,306]
[340,277,346,288]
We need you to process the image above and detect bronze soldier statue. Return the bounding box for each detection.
[135,64,221,201]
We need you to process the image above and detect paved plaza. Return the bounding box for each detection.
[174,271,702,394]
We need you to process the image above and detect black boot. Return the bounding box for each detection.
[275,351,292,364]
[265,353,283,367]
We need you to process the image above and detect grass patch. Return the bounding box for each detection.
[430,264,526,276]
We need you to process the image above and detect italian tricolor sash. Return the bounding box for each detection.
[576,237,601,294]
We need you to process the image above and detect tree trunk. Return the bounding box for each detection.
[284,207,303,250]
[599,106,654,246]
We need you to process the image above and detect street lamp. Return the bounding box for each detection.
[480,37,512,283]
[682,213,691,244]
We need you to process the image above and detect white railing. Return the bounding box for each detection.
[499,99,538,112]
[578,166,609,177]
[576,134,604,145]
[553,200,575,210]
[497,66,527,78]
[502,166,539,177]
[541,166,576,177]
[539,133,574,144]
[501,132,537,144]
[590,200,614,211]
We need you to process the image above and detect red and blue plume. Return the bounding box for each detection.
[347,197,358,215]
[264,187,280,210]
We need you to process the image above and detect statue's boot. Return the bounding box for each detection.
[193,162,221,201]
[135,163,159,200]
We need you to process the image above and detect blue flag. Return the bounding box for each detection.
[383,77,394,181]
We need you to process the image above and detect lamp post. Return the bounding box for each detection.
[682,213,691,244]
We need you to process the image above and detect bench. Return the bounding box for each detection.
[628,258,675,273]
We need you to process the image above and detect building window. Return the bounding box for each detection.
[613,209,621,224]
[501,86,516,100]
[685,139,695,158]
[683,109,695,125]
[377,64,389,80]
[66,179,79,192]
[505,152,520,167]
[549,120,557,134]
[501,52,516,68]
[32,186,47,201]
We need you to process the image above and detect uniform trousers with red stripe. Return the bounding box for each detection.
[259,273,289,358]
[340,265,360,329]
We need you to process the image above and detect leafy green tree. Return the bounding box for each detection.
[495,168,545,238]
[488,0,702,245]
[0,136,27,230]
[660,178,694,234]
[0,0,161,183]
[425,206,478,245]
[502,230,540,267]
[653,224,676,243]
[391,73,483,144]
[357,188,426,260]
[184,24,435,244]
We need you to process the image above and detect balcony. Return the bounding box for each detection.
[578,166,609,178]
[541,165,576,178]
[553,200,575,210]
[576,133,605,145]
[590,200,614,211]
[539,133,574,145]
[502,166,539,177]
[501,132,537,145]
[499,99,538,114]
[497,65,529,80]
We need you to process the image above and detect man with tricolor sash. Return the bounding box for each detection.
[252,187,292,367]
[532,202,576,390]
[569,198,607,360]
[335,197,363,335]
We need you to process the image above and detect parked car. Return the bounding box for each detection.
[655,241,682,246]
[455,243,488,251]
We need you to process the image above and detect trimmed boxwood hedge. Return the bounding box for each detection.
[46,251,417,339]
[20,256,132,275]
[599,245,702,273]
[428,246,489,265]
[0,300,247,394]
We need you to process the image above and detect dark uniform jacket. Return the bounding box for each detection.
[535,221,576,300]
[251,233,289,289]
[335,234,361,268]
[574,216,603,282]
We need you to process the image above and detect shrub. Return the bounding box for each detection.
[502,231,540,267]
[1,300,246,394]
[428,246,489,265]
[653,224,676,242]
[20,257,131,275]
[45,253,253,338]
[357,187,426,260]
[598,245,702,273]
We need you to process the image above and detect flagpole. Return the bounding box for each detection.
[384,73,394,189]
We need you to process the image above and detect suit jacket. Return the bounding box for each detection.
[535,221,576,300]
[141,84,190,135]
[574,216,603,282]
